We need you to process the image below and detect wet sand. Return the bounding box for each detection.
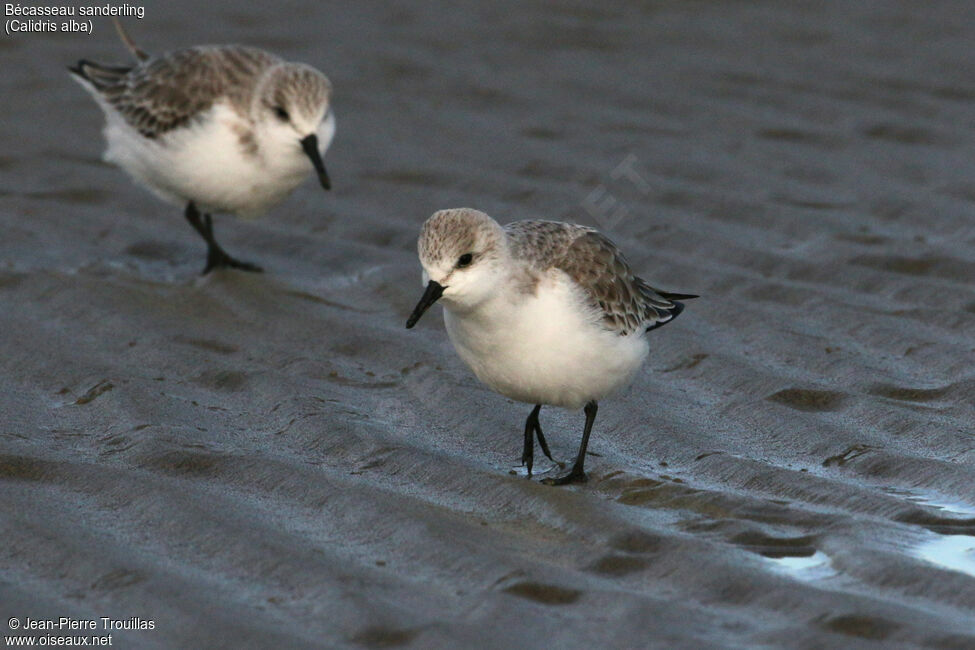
[2,1,975,647]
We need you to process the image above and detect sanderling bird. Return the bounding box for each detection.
[69,21,335,273]
[405,208,696,485]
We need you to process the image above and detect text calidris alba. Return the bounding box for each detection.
[406,208,696,485]
[70,22,335,273]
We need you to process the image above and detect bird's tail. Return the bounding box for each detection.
[658,291,699,302]
[67,59,133,90]
[642,287,699,332]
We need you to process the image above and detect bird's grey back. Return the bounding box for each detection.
[73,45,280,138]
[504,220,686,335]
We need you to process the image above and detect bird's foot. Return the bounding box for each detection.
[203,248,263,274]
[513,458,563,479]
[541,467,587,486]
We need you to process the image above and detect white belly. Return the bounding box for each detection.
[102,103,309,217]
[443,273,649,410]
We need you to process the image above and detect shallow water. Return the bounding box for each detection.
[765,551,838,582]
[916,536,975,579]
[884,487,975,517]
[2,0,975,647]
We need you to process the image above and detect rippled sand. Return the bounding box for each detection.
[2,1,974,647]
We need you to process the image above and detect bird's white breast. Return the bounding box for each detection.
[101,103,310,217]
[442,270,649,410]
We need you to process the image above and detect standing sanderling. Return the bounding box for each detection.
[406,208,696,485]
[69,21,335,273]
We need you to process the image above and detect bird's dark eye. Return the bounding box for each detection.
[457,253,474,268]
[273,106,290,121]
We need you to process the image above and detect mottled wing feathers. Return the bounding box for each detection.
[506,220,694,335]
[70,46,278,138]
[560,230,689,335]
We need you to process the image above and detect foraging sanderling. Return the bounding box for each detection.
[70,22,335,273]
[406,208,696,485]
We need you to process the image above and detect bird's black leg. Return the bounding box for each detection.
[183,201,210,241]
[533,416,555,465]
[543,401,597,486]
[183,202,262,275]
[521,405,562,477]
[522,404,542,476]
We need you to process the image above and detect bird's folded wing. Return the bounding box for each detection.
[87,46,277,138]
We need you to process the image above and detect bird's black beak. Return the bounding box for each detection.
[300,134,331,190]
[406,280,444,329]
